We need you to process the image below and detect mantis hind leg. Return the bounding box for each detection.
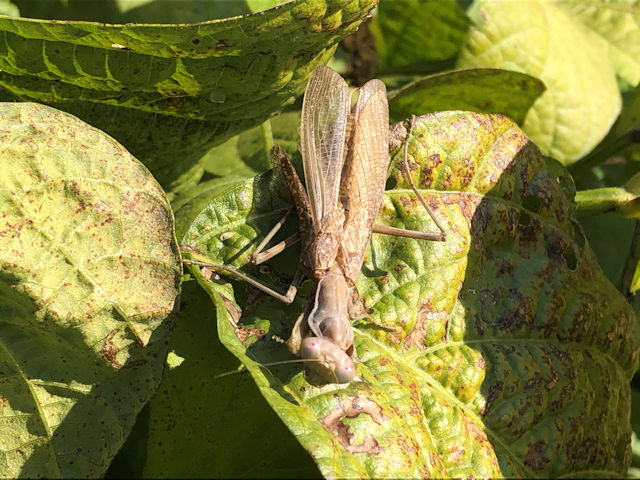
[373,115,447,243]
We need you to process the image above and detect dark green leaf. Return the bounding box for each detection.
[203,111,301,179]
[370,0,469,74]
[13,0,288,23]
[388,68,545,124]
[579,215,636,289]
[135,281,321,478]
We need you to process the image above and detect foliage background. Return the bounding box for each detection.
[0,0,639,478]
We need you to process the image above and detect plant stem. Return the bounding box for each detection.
[575,187,639,218]
[261,119,274,154]
[620,221,640,295]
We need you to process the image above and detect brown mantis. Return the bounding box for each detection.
[245,66,447,384]
[184,65,447,384]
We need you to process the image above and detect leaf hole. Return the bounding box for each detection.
[563,246,577,270]
[522,195,542,213]
[518,212,531,226]
[386,176,398,190]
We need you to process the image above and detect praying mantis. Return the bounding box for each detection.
[184,65,446,384]
[246,66,446,384]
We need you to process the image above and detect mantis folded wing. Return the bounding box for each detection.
[261,66,446,384]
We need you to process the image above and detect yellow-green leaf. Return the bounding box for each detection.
[0,102,181,477]
[458,0,626,164]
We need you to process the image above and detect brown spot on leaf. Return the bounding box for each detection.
[396,195,413,210]
[442,192,482,226]
[219,293,241,324]
[404,301,448,350]
[482,381,503,415]
[320,394,385,456]
[523,440,549,471]
[233,326,265,345]
[101,329,122,369]
[200,266,214,281]
[467,421,490,444]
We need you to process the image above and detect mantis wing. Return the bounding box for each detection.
[338,78,389,284]
[300,65,351,273]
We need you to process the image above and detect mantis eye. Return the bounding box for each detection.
[332,353,356,383]
[300,336,356,384]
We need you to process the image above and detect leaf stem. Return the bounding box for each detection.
[261,119,274,155]
[575,187,639,218]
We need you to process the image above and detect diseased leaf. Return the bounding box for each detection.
[458,0,625,164]
[0,103,181,477]
[181,111,640,477]
[388,68,545,124]
[0,0,377,192]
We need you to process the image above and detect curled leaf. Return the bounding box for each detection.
[0,0,377,190]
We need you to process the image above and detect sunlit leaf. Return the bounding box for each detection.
[0,0,377,191]
[0,102,181,477]
[557,0,640,89]
[458,0,629,164]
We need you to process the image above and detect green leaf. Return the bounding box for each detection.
[172,111,301,238]
[578,215,636,289]
[370,0,470,73]
[0,0,377,191]
[203,111,301,180]
[387,68,545,124]
[0,102,181,477]
[181,111,640,477]
[15,0,289,23]
[568,83,640,185]
[458,0,626,164]
[630,386,640,476]
[127,280,321,478]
